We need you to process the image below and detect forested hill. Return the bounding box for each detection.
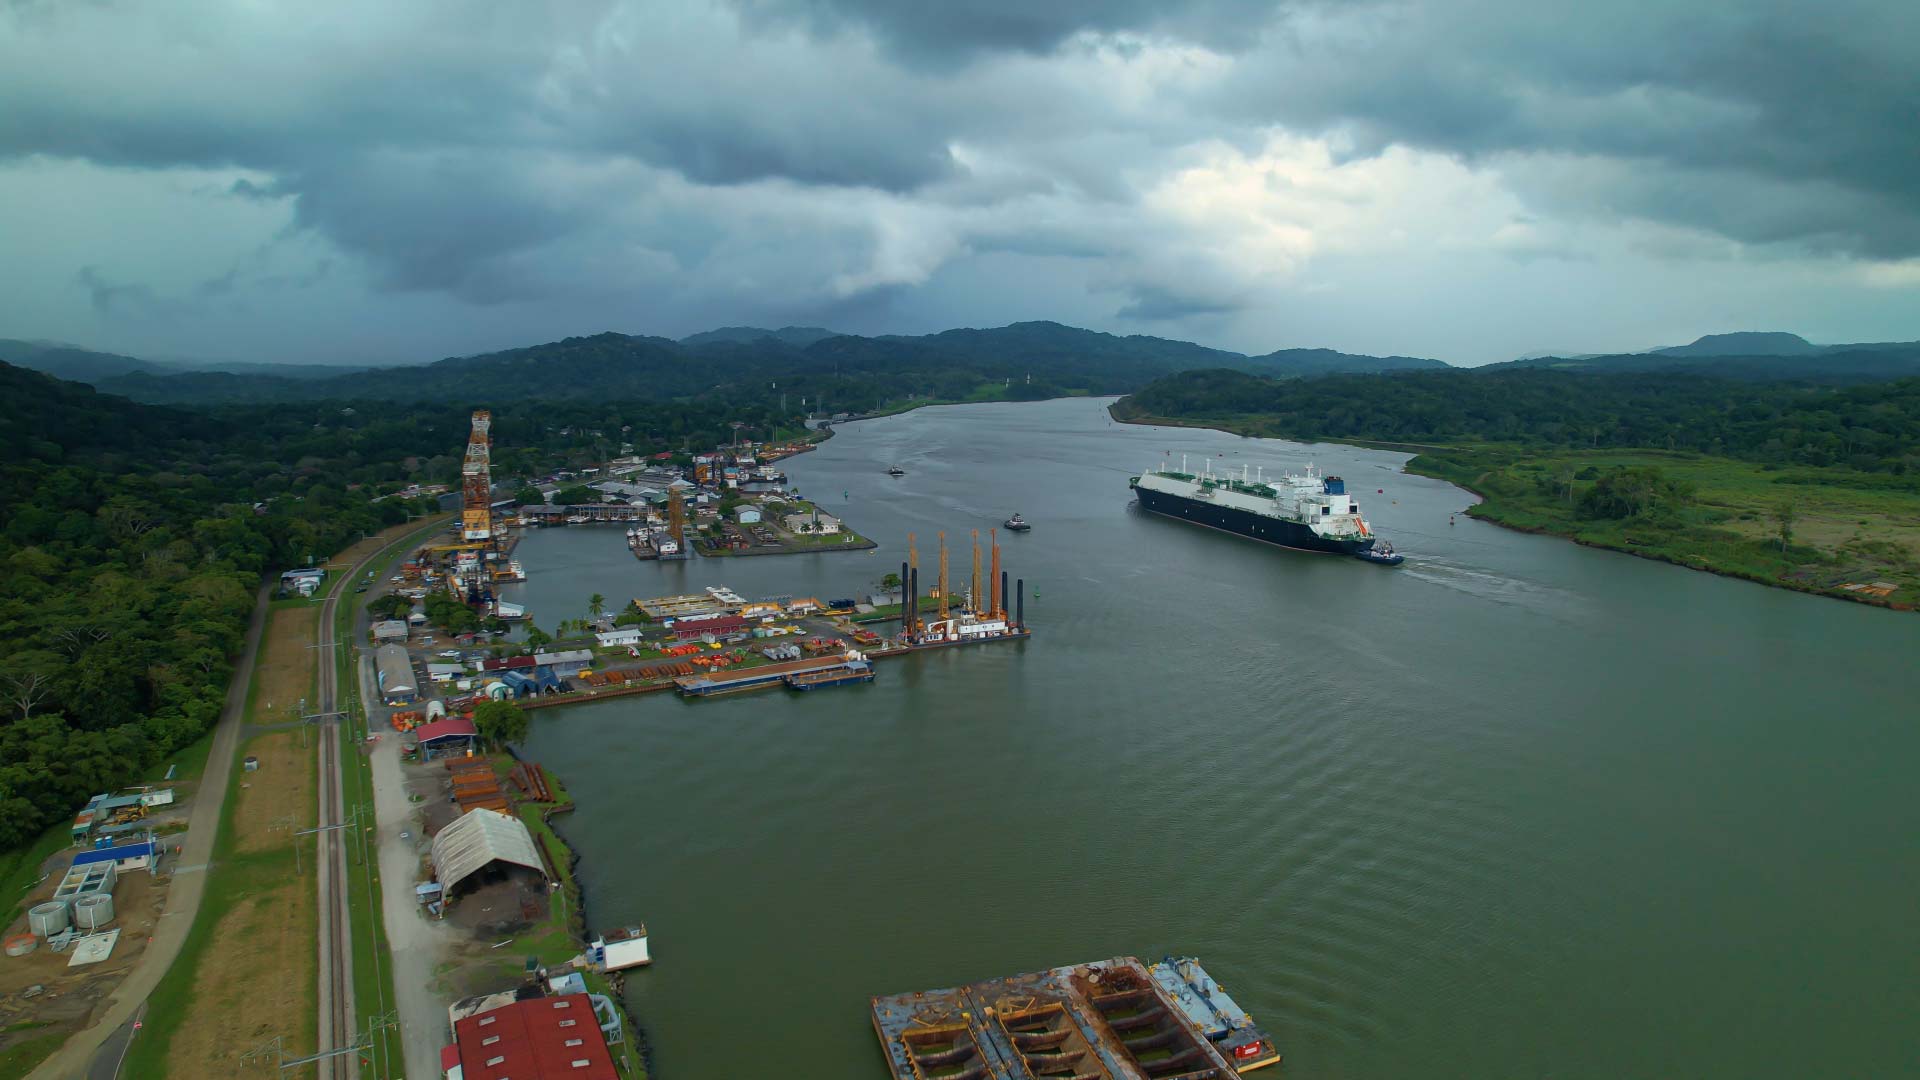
[1492,342,1920,380]
[0,361,800,852]
[1113,367,1920,472]
[69,321,1448,407]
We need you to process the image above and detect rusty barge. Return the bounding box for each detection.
[871,956,1280,1080]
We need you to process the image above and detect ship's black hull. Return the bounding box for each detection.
[1133,484,1375,556]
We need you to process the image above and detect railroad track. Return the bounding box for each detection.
[315,565,358,1078]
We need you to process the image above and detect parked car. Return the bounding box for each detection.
[438,649,460,658]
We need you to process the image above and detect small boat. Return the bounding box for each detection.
[887,465,905,476]
[1355,541,1405,566]
[1004,513,1031,532]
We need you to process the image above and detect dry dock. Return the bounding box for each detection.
[871,956,1280,1080]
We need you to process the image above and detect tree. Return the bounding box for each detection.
[588,593,606,620]
[471,700,529,748]
[367,593,412,620]
[879,571,901,591]
[514,484,545,505]
[524,625,553,649]
[1774,502,1797,551]
[552,485,596,505]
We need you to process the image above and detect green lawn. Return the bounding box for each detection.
[0,1032,68,1080]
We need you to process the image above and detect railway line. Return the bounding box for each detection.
[315,560,357,1078]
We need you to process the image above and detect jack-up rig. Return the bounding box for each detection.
[895,528,1029,649]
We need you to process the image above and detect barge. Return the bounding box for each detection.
[872,956,1280,1080]
[784,658,874,690]
[673,653,873,697]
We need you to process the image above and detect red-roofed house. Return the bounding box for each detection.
[450,994,617,1080]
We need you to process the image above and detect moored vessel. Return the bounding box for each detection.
[1004,513,1031,532]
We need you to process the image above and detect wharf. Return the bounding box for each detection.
[871,956,1279,1080]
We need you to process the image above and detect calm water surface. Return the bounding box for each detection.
[512,398,1920,1078]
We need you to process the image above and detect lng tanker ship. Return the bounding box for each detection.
[1131,456,1403,563]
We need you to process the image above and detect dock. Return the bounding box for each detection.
[871,956,1280,1080]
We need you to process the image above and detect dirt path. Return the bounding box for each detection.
[26,582,273,1080]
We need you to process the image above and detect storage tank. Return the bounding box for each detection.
[71,893,115,930]
[426,699,447,721]
[27,901,69,938]
[4,933,38,957]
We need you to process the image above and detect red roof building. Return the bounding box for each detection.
[451,994,617,1080]
[481,655,539,672]
[670,614,750,639]
[412,716,478,746]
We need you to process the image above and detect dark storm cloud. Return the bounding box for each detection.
[728,0,1283,57]
[2,0,1916,360]
[1224,0,1920,255]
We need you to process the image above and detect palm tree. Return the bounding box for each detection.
[588,593,606,620]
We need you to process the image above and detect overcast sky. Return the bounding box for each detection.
[3,0,1917,367]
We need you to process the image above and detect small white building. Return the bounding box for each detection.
[595,627,644,648]
[783,510,842,535]
[371,620,409,642]
[734,506,763,524]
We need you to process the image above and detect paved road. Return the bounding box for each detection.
[83,1003,145,1080]
[369,705,462,1079]
[40,520,448,1080]
[28,584,273,1080]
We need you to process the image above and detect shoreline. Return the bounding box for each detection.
[1110,406,1916,613]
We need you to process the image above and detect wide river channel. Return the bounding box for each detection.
[511,397,1919,1078]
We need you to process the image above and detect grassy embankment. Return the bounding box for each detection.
[125,516,447,1078]
[467,755,648,1078]
[1118,411,1920,609]
[1411,446,1920,607]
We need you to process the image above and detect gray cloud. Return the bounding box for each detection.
[0,0,1915,367]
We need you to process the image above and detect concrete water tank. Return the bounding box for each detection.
[27,901,69,938]
[71,893,114,930]
[4,933,38,957]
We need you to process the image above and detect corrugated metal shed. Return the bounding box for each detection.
[371,620,409,641]
[431,808,545,894]
[376,644,416,701]
[413,716,478,746]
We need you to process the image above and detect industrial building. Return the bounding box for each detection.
[670,614,749,640]
[372,619,410,642]
[443,992,620,1080]
[532,649,593,677]
[376,643,418,704]
[412,716,478,760]
[783,509,841,535]
[431,808,547,898]
[73,835,158,874]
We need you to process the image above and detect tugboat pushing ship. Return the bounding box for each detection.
[1131,456,1404,564]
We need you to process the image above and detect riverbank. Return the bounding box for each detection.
[1113,408,1919,610]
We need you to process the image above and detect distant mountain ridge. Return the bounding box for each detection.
[0,338,370,383]
[680,325,841,347]
[15,320,1450,406]
[1496,331,1920,380]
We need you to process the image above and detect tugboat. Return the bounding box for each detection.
[1003,513,1031,532]
[1354,540,1404,566]
[887,465,906,476]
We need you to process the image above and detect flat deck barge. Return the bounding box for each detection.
[871,956,1280,1080]
[673,654,868,697]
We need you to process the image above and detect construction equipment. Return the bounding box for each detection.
[461,410,493,542]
